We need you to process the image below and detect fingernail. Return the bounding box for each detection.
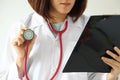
[101,57,105,60]
[101,57,107,60]
[114,46,117,50]
[106,50,109,53]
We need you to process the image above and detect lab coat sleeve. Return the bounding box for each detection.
[0,22,23,80]
[90,73,120,80]
[117,75,120,80]
[88,73,107,80]
[0,62,20,80]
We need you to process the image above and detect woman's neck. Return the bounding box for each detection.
[49,11,67,23]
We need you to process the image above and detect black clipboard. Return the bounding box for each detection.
[63,15,120,72]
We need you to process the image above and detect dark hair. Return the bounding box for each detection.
[28,0,87,22]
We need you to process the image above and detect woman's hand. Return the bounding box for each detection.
[12,27,37,58]
[102,46,120,80]
[12,27,37,77]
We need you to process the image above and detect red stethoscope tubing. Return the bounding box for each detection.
[24,40,30,80]
[24,20,68,80]
[48,20,68,80]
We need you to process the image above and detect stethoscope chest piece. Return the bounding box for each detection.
[23,29,34,40]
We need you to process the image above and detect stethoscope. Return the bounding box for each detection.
[23,20,68,80]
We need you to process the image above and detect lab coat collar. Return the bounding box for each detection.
[32,12,57,40]
[31,12,83,29]
[28,12,85,40]
[31,12,48,28]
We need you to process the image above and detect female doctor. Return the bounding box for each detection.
[0,0,120,80]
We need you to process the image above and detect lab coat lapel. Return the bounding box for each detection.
[32,12,55,40]
[61,15,87,73]
[42,23,56,40]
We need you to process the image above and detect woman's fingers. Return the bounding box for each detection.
[12,27,29,46]
[20,26,28,30]
[17,37,24,46]
[106,50,120,63]
[114,46,120,56]
[12,37,24,46]
[102,46,120,79]
[101,57,120,69]
[101,46,120,71]
[12,38,18,46]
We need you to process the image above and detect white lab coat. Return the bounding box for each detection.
[0,12,119,80]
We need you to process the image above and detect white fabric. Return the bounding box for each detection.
[0,12,119,80]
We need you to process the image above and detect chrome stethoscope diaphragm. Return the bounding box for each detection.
[23,29,34,40]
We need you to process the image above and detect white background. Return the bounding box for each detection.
[0,0,120,57]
